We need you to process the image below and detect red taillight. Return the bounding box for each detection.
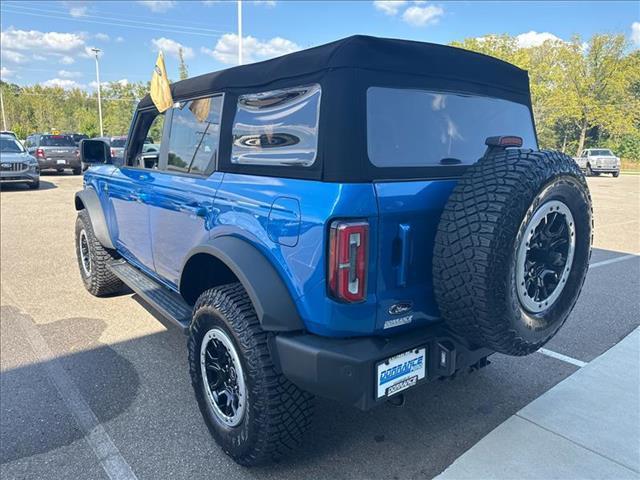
[75,149,80,158]
[328,220,368,303]
[110,148,116,158]
[35,148,45,159]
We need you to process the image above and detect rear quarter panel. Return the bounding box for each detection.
[213,173,380,336]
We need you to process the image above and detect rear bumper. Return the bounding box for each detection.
[38,158,81,170]
[273,324,492,410]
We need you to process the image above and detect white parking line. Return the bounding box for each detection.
[2,286,138,480]
[537,348,588,368]
[590,253,639,269]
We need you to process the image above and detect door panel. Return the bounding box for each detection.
[148,172,223,286]
[108,167,155,269]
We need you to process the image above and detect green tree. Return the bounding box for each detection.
[178,47,189,80]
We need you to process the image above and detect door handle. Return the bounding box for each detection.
[397,224,411,287]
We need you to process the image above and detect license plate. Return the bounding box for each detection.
[376,347,426,398]
[56,159,66,165]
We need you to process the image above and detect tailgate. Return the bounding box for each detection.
[43,147,77,160]
[374,179,456,332]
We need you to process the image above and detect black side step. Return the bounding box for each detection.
[108,260,192,332]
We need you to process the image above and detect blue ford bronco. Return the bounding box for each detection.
[74,36,592,465]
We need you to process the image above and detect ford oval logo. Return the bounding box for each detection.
[389,302,412,315]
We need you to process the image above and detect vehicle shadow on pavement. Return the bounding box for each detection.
[0,307,139,464]
[0,181,57,191]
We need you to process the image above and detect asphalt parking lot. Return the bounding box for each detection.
[1,173,639,480]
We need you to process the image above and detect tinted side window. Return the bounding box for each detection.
[367,87,537,168]
[126,111,164,169]
[165,95,223,175]
[231,84,321,167]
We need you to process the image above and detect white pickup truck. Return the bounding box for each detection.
[573,148,620,177]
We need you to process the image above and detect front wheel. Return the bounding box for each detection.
[613,171,620,178]
[72,167,82,175]
[188,283,314,466]
[75,210,124,296]
[28,180,40,190]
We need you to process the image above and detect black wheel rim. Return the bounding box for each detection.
[200,328,246,427]
[516,200,576,313]
[79,229,91,276]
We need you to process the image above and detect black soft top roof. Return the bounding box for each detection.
[138,35,529,109]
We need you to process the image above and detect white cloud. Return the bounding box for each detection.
[632,22,640,47]
[152,37,194,59]
[402,4,443,27]
[373,0,407,16]
[62,0,88,17]
[42,78,84,89]
[115,36,125,43]
[60,55,76,65]
[137,1,176,12]
[69,5,87,16]
[202,33,299,65]
[1,50,28,64]
[95,33,110,42]
[1,28,85,53]
[58,70,82,78]
[254,0,276,6]
[516,31,562,48]
[1,67,14,80]
[89,79,129,89]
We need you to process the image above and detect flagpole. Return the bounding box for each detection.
[237,0,243,65]
[91,47,104,137]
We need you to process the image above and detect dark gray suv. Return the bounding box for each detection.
[25,134,81,174]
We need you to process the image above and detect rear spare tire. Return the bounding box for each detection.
[433,150,592,355]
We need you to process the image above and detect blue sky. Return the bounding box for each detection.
[1,0,638,90]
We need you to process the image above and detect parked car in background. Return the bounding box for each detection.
[574,148,620,177]
[0,133,40,189]
[69,133,89,146]
[95,136,127,159]
[25,134,81,175]
[0,131,19,140]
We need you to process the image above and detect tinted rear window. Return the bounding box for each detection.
[111,138,126,147]
[40,135,75,147]
[367,87,537,168]
[231,84,321,167]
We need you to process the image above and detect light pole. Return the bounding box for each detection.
[0,87,7,131]
[91,47,104,137]
[237,0,243,65]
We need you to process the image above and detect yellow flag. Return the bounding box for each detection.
[150,51,173,112]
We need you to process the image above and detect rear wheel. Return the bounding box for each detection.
[433,150,592,355]
[75,210,124,296]
[72,167,82,175]
[188,283,314,466]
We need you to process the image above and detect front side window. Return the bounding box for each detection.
[231,84,321,167]
[166,95,223,175]
[367,87,537,168]
[126,112,164,169]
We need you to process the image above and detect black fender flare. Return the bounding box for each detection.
[74,189,114,249]
[183,237,305,332]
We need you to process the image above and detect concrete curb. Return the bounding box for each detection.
[437,328,640,479]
